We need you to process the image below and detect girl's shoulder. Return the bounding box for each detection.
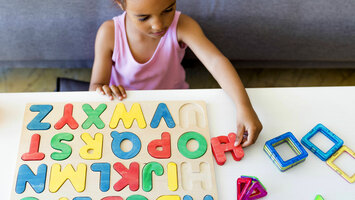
[98,20,115,38]
[177,13,203,43]
[96,20,115,53]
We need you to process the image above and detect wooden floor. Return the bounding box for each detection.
[1,67,355,92]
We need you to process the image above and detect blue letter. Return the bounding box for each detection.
[15,164,47,194]
[27,105,53,130]
[111,131,141,159]
[150,103,175,128]
[91,163,111,192]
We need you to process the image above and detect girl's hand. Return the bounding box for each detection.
[235,105,263,148]
[96,85,127,101]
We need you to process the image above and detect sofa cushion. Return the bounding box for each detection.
[1,0,355,68]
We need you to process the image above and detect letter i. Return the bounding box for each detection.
[167,162,178,191]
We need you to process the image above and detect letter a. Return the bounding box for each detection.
[211,132,244,165]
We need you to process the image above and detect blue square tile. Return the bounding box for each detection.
[265,132,308,171]
[301,123,343,161]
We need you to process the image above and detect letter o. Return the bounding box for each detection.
[178,131,207,159]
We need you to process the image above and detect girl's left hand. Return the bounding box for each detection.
[235,106,263,147]
[96,84,127,101]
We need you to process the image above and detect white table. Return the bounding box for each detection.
[1,88,354,200]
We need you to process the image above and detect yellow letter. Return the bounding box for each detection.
[49,163,87,193]
[79,132,103,160]
[109,103,146,129]
[168,162,178,191]
[157,196,180,200]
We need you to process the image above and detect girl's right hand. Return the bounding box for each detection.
[96,85,127,101]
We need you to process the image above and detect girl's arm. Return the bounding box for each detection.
[177,14,262,147]
[90,20,126,100]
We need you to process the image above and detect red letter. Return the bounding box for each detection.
[147,132,171,158]
[54,103,79,130]
[101,197,123,200]
[211,132,244,165]
[21,134,45,161]
[113,162,139,191]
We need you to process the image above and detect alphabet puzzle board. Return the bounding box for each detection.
[11,101,218,200]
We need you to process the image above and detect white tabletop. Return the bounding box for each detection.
[0,88,354,200]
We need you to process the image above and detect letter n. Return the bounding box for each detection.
[15,164,47,194]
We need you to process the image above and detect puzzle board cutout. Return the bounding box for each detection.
[11,101,218,200]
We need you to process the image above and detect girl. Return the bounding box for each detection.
[89,0,262,147]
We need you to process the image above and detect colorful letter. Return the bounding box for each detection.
[16,164,47,194]
[49,163,87,193]
[178,132,208,159]
[50,132,74,161]
[91,163,111,192]
[113,162,139,191]
[126,195,148,200]
[150,103,175,128]
[142,162,164,192]
[79,133,103,160]
[82,103,107,129]
[211,132,244,165]
[21,134,45,161]
[54,103,79,130]
[102,197,124,200]
[111,131,141,159]
[147,132,171,158]
[109,103,146,129]
[183,195,213,200]
[157,196,180,200]
[167,162,178,191]
[27,104,53,130]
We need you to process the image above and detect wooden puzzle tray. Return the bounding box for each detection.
[11,101,218,200]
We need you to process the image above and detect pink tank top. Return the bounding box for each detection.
[110,11,189,90]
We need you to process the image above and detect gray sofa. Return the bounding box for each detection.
[1,0,355,69]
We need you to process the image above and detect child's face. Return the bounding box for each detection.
[124,0,176,39]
